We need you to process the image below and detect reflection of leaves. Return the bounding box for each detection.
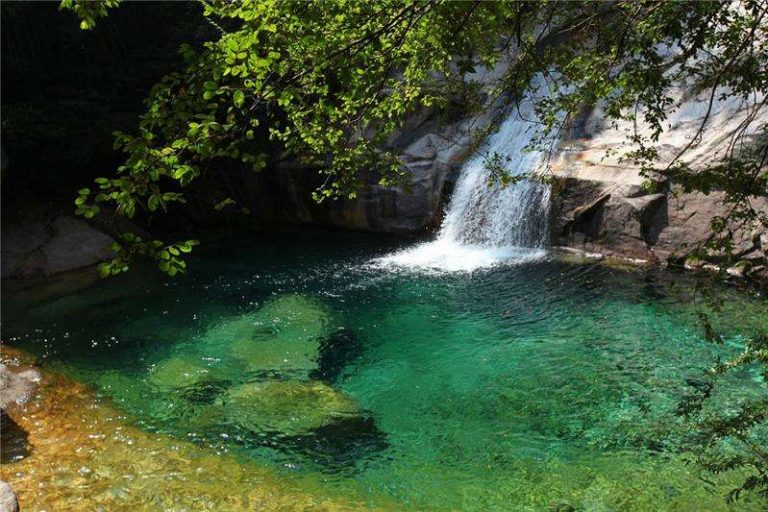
[678,316,768,502]
[698,311,724,345]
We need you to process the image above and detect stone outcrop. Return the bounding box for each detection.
[1,216,115,278]
[0,361,40,508]
[548,89,767,274]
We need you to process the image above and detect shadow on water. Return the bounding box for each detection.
[311,328,366,384]
[1,411,30,463]
[231,415,389,473]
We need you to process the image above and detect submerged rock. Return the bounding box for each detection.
[221,294,332,375]
[225,380,357,436]
[287,415,388,471]
[178,378,232,405]
[147,355,215,390]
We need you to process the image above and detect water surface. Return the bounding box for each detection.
[2,230,766,511]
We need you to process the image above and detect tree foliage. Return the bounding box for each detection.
[59,0,120,30]
[60,0,767,276]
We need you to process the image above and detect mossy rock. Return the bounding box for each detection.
[147,354,216,390]
[225,379,357,435]
[205,294,332,375]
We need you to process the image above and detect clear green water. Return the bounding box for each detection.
[3,230,767,510]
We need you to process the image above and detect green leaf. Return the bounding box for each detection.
[233,90,245,107]
[97,263,111,278]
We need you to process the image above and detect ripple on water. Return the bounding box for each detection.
[2,233,767,511]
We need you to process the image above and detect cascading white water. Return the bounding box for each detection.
[376,89,552,272]
[439,113,551,248]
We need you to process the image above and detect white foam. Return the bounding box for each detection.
[373,239,547,273]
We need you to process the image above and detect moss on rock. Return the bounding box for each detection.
[226,379,357,436]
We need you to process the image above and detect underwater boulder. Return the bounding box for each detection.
[225,379,357,436]
[213,294,332,375]
[146,355,216,390]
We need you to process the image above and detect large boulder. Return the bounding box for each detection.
[1,216,114,278]
[147,294,332,390]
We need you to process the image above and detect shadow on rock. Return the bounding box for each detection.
[1,411,30,463]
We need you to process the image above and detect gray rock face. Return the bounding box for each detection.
[1,216,114,278]
[193,63,509,234]
[325,126,474,232]
[549,86,767,271]
[217,105,486,233]
[0,481,19,512]
[550,169,767,270]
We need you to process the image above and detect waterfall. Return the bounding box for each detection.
[376,91,552,272]
[439,112,551,248]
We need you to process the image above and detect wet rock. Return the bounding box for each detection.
[0,363,40,410]
[1,411,30,463]
[0,481,18,512]
[225,295,331,375]
[225,380,357,436]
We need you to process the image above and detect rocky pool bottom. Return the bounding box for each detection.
[1,231,767,511]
